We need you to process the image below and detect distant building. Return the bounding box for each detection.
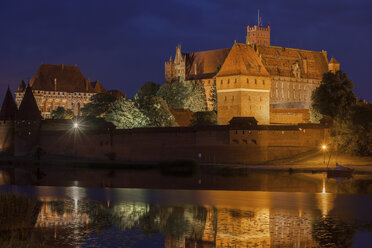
[15,64,124,118]
[165,24,340,124]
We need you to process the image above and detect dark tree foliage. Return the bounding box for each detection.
[208,81,217,111]
[311,71,356,119]
[80,93,116,117]
[157,80,207,112]
[311,71,371,156]
[137,81,161,99]
[332,103,372,155]
[105,98,149,129]
[191,111,217,126]
[50,106,74,119]
[137,96,177,127]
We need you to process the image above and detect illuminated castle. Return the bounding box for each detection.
[165,24,340,124]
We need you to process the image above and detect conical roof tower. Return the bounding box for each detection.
[0,86,18,120]
[16,85,41,120]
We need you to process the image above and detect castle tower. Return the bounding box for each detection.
[0,87,18,154]
[165,45,186,83]
[216,43,271,125]
[15,85,42,156]
[328,57,340,73]
[246,25,270,46]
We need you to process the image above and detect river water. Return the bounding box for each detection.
[1,167,372,247]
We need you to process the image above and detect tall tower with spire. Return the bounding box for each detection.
[246,10,270,46]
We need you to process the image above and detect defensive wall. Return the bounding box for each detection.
[28,119,330,164]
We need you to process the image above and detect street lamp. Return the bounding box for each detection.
[73,122,79,129]
[322,145,327,165]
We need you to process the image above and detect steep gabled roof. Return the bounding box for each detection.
[17,80,26,92]
[29,64,106,93]
[254,45,329,80]
[16,85,42,120]
[329,57,340,64]
[184,48,231,80]
[216,43,270,77]
[90,81,107,93]
[0,87,17,120]
[169,108,194,127]
[107,89,126,100]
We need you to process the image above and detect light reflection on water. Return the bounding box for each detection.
[1,185,372,248]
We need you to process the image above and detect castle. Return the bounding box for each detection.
[15,64,124,119]
[165,24,340,124]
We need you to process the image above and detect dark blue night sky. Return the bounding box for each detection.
[0,0,371,101]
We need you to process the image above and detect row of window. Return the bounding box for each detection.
[223,96,264,102]
[220,78,266,86]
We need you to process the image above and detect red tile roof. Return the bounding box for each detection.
[28,64,106,93]
[216,43,270,77]
[184,48,230,80]
[255,45,329,80]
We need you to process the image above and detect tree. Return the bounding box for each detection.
[191,111,217,126]
[50,107,74,119]
[104,98,149,129]
[137,81,161,99]
[209,81,217,111]
[331,103,372,155]
[186,81,208,112]
[80,93,116,118]
[311,71,371,156]
[311,71,356,119]
[137,96,178,127]
[157,80,207,112]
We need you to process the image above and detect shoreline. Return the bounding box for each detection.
[0,152,371,174]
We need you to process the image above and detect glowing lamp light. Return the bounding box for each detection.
[322,145,327,150]
[73,122,79,128]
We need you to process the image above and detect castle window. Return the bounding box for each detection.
[221,79,223,85]
[246,78,249,84]
[228,79,230,84]
[260,97,262,102]
[232,96,234,101]
[255,79,257,84]
[224,96,227,101]
[263,80,265,85]
[235,78,237,83]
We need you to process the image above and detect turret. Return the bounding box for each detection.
[328,57,340,73]
[165,45,186,83]
[0,87,18,154]
[15,85,42,156]
[246,25,270,46]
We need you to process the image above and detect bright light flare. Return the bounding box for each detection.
[73,122,79,128]
[322,145,327,150]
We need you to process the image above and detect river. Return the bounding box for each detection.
[0,167,372,247]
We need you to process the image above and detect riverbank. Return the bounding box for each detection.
[0,151,371,174]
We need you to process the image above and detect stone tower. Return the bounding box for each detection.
[246,25,270,46]
[15,85,42,156]
[0,87,18,154]
[165,45,186,83]
[216,43,271,125]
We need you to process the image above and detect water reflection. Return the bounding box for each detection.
[0,186,369,248]
[2,167,372,194]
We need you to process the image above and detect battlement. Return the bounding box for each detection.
[247,25,270,32]
[246,25,270,46]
